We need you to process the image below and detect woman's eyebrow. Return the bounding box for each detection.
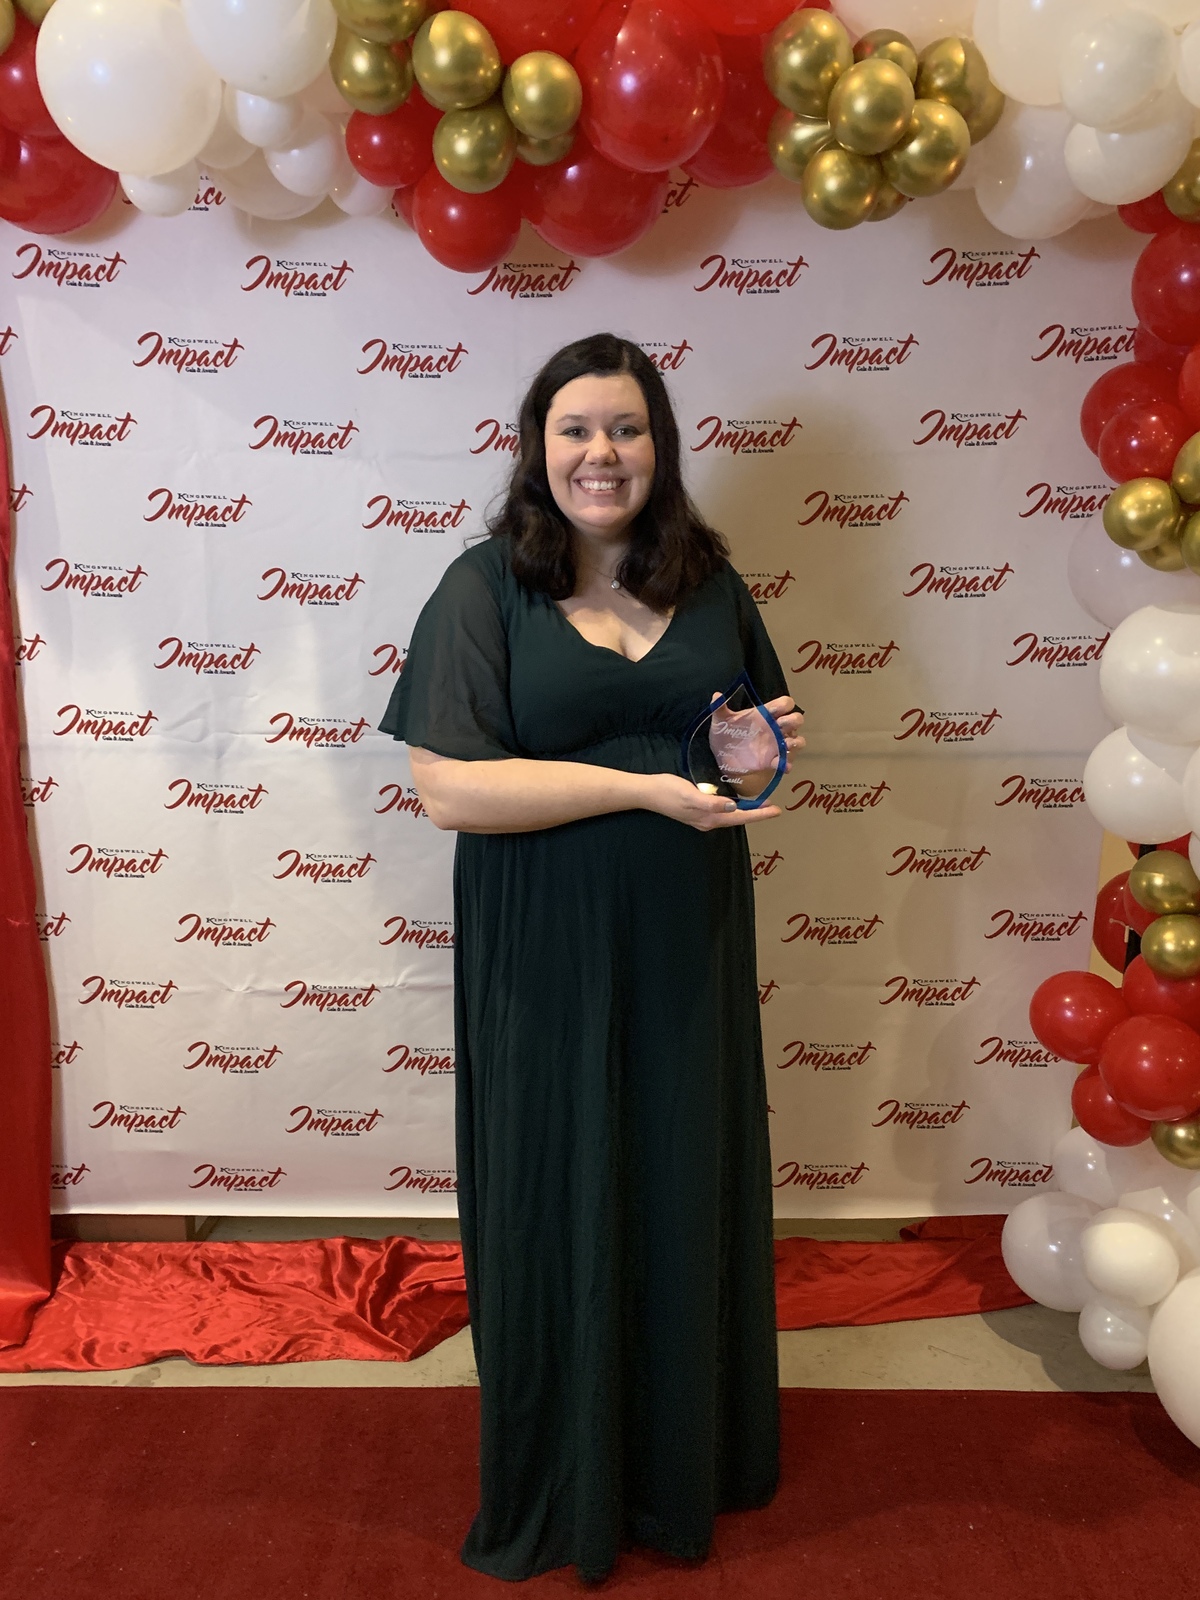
[553,411,642,423]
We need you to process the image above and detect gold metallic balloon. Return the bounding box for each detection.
[916,36,990,122]
[881,99,969,197]
[0,0,13,54]
[853,28,918,84]
[515,128,575,166]
[332,0,425,44]
[868,180,910,221]
[433,98,516,193]
[768,107,834,183]
[1174,432,1200,504]
[1140,537,1187,571]
[1152,1115,1200,1170]
[765,8,853,120]
[1182,510,1200,574]
[801,146,881,231]
[1130,850,1200,916]
[502,52,581,142]
[1102,478,1182,552]
[827,59,915,156]
[331,27,413,114]
[1163,140,1200,223]
[965,80,1006,144]
[412,10,502,112]
[15,0,53,21]
[1142,914,1200,980]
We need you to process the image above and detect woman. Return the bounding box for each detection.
[380,332,804,1583]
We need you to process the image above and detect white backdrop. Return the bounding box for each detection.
[5,172,1132,1216]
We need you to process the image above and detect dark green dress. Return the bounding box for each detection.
[380,535,785,1583]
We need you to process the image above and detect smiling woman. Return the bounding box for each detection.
[378,332,804,1584]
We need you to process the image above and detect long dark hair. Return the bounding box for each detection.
[487,333,729,610]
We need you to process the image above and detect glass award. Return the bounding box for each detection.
[680,669,788,810]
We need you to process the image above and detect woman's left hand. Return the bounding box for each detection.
[764,695,805,772]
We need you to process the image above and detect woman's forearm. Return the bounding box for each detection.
[410,751,656,833]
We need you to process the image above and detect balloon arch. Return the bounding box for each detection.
[11,0,1200,1447]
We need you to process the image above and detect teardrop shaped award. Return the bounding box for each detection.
[680,671,788,810]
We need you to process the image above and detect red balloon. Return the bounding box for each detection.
[346,97,441,189]
[0,134,117,234]
[681,34,775,188]
[524,133,669,256]
[1134,323,1191,371]
[410,167,521,273]
[684,0,799,33]
[576,0,724,173]
[1028,971,1130,1065]
[1099,1013,1200,1121]
[1119,192,1178,235]
[465,0,604,58]
[1123,953,1200,1032]
[0,14,57,139]
[393,183,416,225]
[1178,343,1200,430]
[1071,1065,1152,1146]
[1097,398,1192,482]
[1079,361,1178,455]
[1094,872,1131,972]
[1132,226,1200,347]
[1162,835,1193,855]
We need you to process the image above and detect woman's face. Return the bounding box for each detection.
[543,372,656,543]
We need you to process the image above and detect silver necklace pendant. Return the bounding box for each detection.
[611,578,621,591]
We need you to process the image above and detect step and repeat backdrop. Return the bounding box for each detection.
[5,175,1133,1216]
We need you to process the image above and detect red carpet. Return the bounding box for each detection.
[0,1218,1029,1371]
[0,1387,1193,1598]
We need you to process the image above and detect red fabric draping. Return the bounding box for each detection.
[0,387,52,1348]
[0,1218,1028,1372]
[774,1214,1032,1330]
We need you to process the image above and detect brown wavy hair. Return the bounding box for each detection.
[487,333,728,610]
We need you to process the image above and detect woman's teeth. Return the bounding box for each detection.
[577,478,621,492]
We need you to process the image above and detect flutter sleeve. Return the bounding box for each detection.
[378,544,520,760]
[730,568,789,703]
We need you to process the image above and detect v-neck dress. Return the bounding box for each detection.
[380,534,786,1583]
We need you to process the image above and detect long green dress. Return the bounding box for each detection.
[380,534,785,1583]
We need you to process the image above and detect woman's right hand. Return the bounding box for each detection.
[640,773,782,831]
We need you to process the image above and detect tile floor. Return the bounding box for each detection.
[0,1215,1153,1395]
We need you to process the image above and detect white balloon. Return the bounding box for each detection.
[973,103,1092,239]
[1082,1207,1181,1305]
[1120,1185,1200,1270]
[1083,726,1190,842]
[1079,1294,1152,1369]
[35,0,222,179]
[1064,85,1194,206]
[1110,1138,1200,1205]
[1053,1125,1120,1208]
[1180,21,1200,111]
[835,0,976,51]
[1183,747,1200,835]
[1068,517,1200,630]
[299,63,350,117]
[1128,728,1198,782]
[197,109,254,172]
[228,86,304,149]
[217,149,325,220]
[1143,0,1200,27]
[121,161,199,217]
[1060,10,1177,133]
[1147,1271,1200,1446]
[1001,1192,1098,1312]
[973,0,1101,107]
[265,110,340,197]
[1100,605,1200,745]
[182,0,337,99]
[330,165,394,217]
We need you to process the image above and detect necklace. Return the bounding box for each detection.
[578,558,623,592]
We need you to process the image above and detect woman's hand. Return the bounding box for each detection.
[763,695,805,772]
[640,773,782,831]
